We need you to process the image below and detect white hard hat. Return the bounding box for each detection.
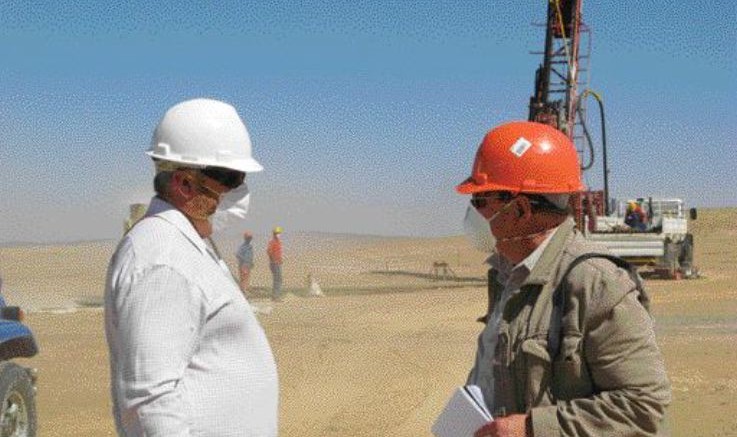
[147,98,263,173]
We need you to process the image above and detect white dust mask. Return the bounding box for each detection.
[463,205,497,253]
[211,183,251,234]
[462,198,520,253]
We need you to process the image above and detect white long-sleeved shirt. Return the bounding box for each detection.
[105,197,278,436]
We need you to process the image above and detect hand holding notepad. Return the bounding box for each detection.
[432,385,493,437]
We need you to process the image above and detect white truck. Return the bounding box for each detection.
[583,198,697,279]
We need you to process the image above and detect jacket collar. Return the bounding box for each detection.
[145,196,209,256]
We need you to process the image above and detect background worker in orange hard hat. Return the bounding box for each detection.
[625,200,648,231]
[454,121,670,437]
[267,226,284,301]
[236,231,255,293]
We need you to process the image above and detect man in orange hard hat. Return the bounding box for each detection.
[625,200,648,231]
[267,226,284,301]
[456,121,671,437]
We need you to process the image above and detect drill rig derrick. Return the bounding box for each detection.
[528,0,586,134]
[529,0,601,225]
[524,1,697,279]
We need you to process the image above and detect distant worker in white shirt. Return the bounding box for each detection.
[104,98,278,437]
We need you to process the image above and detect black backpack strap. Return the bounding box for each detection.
[477,268,496,324]
[547,253,647,359]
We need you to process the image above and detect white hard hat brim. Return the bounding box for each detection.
[228,157,263,173]
[146,150,263,173]
[149,99,264,174]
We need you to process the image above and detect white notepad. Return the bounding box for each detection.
[432,385,493,437]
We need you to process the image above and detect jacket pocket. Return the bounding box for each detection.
[552,334,593,399]
[519,338,553,409]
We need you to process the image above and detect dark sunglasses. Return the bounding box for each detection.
[470,191,514,209]
[200,167,246,189]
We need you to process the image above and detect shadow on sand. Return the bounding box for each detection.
[368,269,486,284]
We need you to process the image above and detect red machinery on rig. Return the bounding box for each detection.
[526,0,697,279]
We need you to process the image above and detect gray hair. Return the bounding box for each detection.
[542,194,571,210]
[525,193,571,215]
[153,171,174,198]
[152,159,199,198]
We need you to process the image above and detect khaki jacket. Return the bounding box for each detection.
[468,218,671,436]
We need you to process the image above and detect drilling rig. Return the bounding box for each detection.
[527,0,697,279]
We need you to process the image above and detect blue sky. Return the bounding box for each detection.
[0,1,735,243]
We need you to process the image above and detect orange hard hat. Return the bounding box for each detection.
[456,121,585,195]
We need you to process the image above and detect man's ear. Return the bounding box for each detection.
[170,170,194,200]
[516,196,533,221]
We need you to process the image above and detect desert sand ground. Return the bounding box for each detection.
[0,208,735,436]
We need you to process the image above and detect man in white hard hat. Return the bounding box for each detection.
[104,98,278,436]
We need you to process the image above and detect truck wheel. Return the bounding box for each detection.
[678,234,695,277]
[0,363,36,437]
[661,239,680,279]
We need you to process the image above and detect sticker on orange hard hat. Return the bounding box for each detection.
[510,137,533,158]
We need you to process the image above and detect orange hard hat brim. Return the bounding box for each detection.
[455,177,508,195]
[455,176,585,195]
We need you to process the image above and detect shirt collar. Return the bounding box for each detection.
[487,223,563,279]
[145,196,209,255]
[519,226,558,272]
[524,218,577,285]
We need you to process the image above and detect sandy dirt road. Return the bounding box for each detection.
[22,283,737,436]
